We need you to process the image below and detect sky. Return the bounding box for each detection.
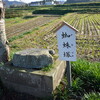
[9,0,66,3]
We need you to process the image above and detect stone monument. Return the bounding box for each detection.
[0,50,66,97]
[12,48,54,69]
[0,0,9,63]
[0,2,66,97]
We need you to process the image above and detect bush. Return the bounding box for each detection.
[82,92,100,100]
[54,84,69,100]
[71,59,100,93]
[72,78,85,96]
[32,9,75,15]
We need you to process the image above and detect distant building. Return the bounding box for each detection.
[29,1,43,6]
[45,0,56,5]
[29,0,58,6]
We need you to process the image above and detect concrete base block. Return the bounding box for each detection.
[0,59,66,97]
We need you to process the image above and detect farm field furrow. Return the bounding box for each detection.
[61,14,100,61]
[9,13,100,61]
[6,16,59,38]
[5,16,38,27]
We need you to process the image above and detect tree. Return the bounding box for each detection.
[0,0,9,63]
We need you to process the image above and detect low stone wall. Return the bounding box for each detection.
[0,59,66,97]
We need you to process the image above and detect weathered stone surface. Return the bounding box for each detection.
[12,48,54,69]
[0,59,66,97]
[0,1,9,63]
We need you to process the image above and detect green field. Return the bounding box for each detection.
[0,2,100,100]
[7,13,100,62]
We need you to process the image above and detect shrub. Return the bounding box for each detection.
[72,78,85,96]
[71,59,100,93]
[54,84,69,100]
[82,92,100,100]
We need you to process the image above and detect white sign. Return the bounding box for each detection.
[55,21,78,61]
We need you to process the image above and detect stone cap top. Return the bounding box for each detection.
[16,48,50,55]
[12,48,55,69]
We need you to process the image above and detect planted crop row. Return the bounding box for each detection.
[8,13,100,61]
[6,16,59,38]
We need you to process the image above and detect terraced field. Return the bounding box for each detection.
[6,13,100,61]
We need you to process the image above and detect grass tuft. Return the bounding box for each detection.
[42,64,54,72]
[82,92,100,100]
[71,59,100,95]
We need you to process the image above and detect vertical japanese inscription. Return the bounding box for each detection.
[61,32,74,58]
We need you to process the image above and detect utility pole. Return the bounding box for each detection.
[0,0,9,63]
